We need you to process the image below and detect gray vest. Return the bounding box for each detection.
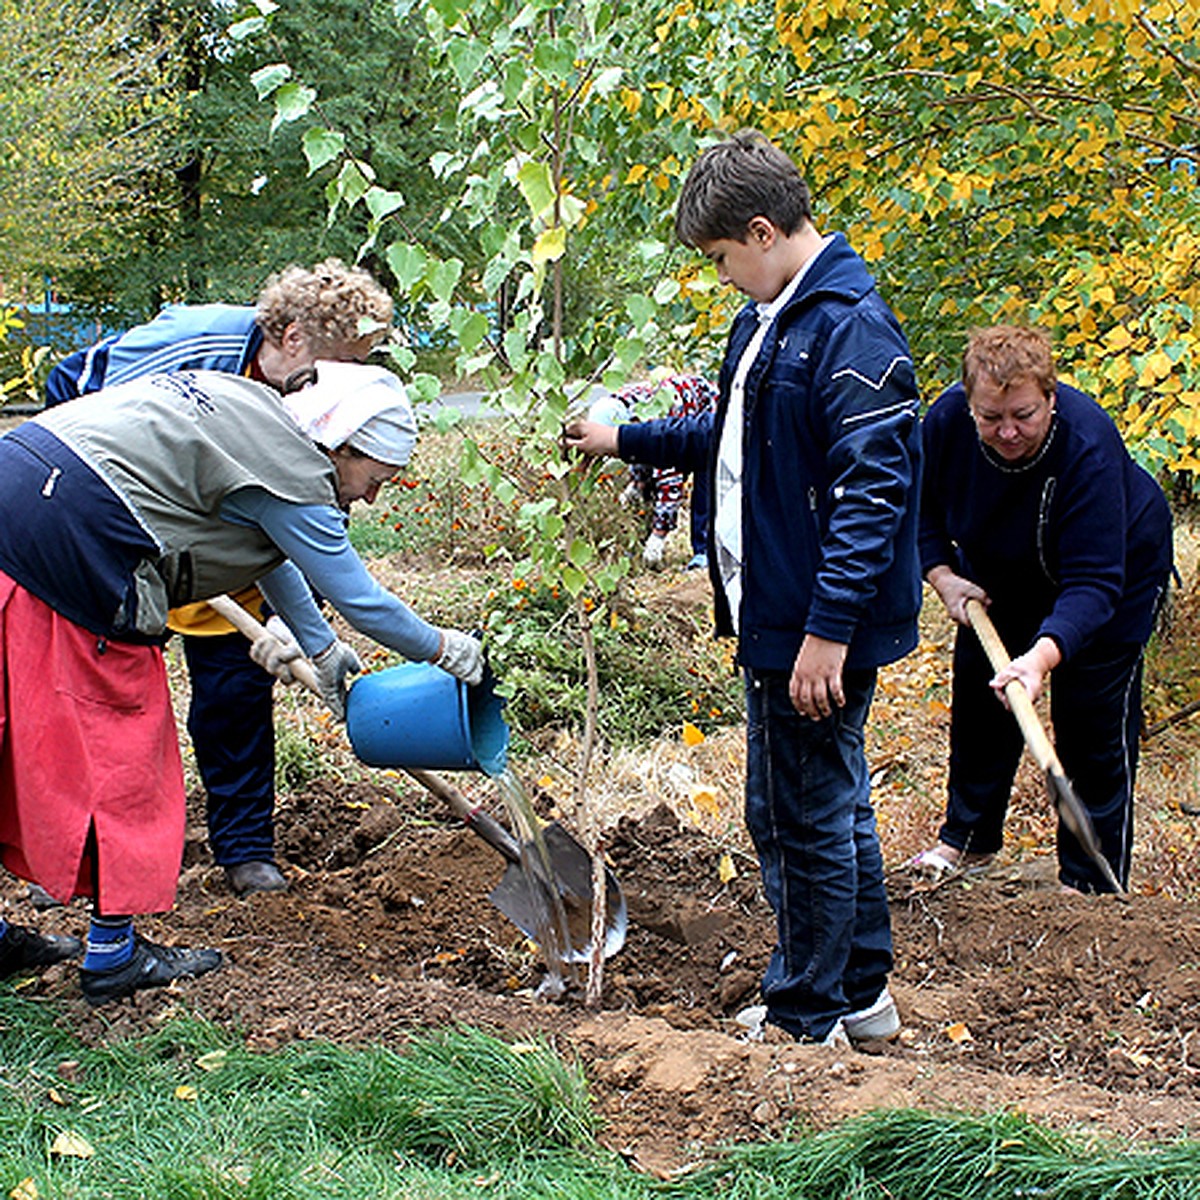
[36,371,337,633]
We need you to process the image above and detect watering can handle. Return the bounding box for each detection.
[206,595,522,863]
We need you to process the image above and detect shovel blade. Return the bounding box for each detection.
[488,823,628,962]
[1045,768,1124,895]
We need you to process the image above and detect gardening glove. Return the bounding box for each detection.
[642,532,667,569]
[249,616,304,684]
[432,629,485,687]
[619,480,641,509]
[311,639,363,721]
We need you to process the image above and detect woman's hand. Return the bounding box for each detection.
[990,636,1062,707]
[926,565,989,625]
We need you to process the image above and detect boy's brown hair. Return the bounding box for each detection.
[962,325,1056,399]
[675,129,813,248]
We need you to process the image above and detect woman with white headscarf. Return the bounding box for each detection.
[0,361,481,1005]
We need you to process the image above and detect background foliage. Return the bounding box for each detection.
[4,0,1196,473]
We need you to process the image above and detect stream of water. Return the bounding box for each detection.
[487,765,579,994]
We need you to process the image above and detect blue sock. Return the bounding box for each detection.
[83,918,134,972]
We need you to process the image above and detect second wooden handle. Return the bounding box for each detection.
[964,598,1059,774]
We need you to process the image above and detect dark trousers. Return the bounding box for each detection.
[941,624,1143,893]
[689,468,709,557]
[182,632,276,867]
[744,667,892,1040]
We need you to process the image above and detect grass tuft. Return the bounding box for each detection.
[668,1108,1200,1200]
[315,1025,599,1164]
[3,994,1200,1198]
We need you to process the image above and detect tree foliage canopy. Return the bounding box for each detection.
[0,0,177,299]
[7,0,1196,472]
[761,0,1200,471]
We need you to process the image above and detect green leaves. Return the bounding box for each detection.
[269,81,316,133]
[250,63,291,99]
[387,243,427,291]
[302,128,345,174]
[450,307,490,352]
[517,161,557,221]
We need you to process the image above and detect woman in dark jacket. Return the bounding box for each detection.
[916,325,1172,894]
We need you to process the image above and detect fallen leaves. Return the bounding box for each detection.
[49,1130,94,1159]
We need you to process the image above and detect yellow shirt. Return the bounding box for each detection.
[167,584,265,636]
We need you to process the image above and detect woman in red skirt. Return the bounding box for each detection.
[0,362,483,1004]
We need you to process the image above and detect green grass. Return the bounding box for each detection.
[3,993,1200,1199]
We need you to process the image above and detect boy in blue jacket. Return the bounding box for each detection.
[566,130,923,1046]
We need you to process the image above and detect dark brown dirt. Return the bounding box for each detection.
[10,772,1200,1178]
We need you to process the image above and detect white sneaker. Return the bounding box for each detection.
[735,1004,851,1048]
[844,987,901,1042]
[821,1019,851,1049]
[735,1004,768,1040]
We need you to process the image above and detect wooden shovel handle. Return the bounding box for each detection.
[964,598,1060,775]
[208,594,322,694]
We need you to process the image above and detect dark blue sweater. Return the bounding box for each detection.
[619,233,923,673]
[919,382,1172,657]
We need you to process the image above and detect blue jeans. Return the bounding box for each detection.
[744,666,893,1040]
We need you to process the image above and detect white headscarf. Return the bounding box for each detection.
[283,361,418,466]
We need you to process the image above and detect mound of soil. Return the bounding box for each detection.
[12,773,1200,1178]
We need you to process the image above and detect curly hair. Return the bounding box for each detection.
[256,258,393,350]
[962,325,1056,399]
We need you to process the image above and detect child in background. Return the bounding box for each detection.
[588,374,717,570]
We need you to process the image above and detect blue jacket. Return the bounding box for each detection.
[620,234,923,672]
[920,381,1172,657]
[45,304,262,405]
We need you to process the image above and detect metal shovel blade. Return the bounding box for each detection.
[488,823,628,962]
[1045,768,1124,894]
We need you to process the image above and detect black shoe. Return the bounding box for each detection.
[79,936,223,1007]
[0,923,83,980]
[224,861,288,897]
[27,883,65,911]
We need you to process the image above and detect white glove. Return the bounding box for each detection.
[642,532,667,568]
[311,639,363,721]
[619,480,641,509]
[249,616,303,684]
[432,629,484,687]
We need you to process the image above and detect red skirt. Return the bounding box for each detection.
[0,571,185,914]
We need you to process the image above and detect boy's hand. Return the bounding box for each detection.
[562,418,620,458]
[789,635,849,720]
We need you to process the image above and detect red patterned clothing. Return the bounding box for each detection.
[616,375,717,544]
